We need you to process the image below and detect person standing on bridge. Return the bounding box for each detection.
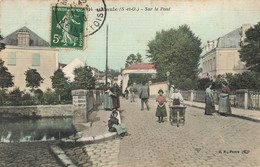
[155,89,167,123]
[139,82,150,111]
[103,82,113,110]
[111,83,120,110]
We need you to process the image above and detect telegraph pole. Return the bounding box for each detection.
[105,25,108,84]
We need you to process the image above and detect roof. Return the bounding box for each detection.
[217,28,241,48]
[124,63,156,70]
[151,81,168,85]
[1,26,49,47]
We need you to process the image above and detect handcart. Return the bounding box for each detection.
[169,105,186,127]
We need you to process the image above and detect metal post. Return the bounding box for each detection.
[105,25,108,84]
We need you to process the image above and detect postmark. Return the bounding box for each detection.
[50,0,107,49]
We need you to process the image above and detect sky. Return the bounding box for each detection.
[1,0,260,71]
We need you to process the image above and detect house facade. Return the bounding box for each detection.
[0,26,58,91]
[202,25,250,80]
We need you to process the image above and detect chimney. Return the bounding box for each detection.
[213,40,218,48]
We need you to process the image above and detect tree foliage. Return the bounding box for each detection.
[147,25,202,85]
[0,59,14,90]
[73,66,95,90]
[0,34,5,52]
[239,22,260,72]
[125,53,143,67]
[50,69,69,101]
[24,68,44,91]
[212,72,260,90]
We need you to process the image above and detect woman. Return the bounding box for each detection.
[205,83,215,115]
[103,82,113,110]
[111,83,120,109]
[155,89,167,123]
[219,82,232,115]
[171,89,183,105]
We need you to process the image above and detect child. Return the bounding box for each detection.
[108,109,128,137]
[108,110,119,132]
[155,89,167,123]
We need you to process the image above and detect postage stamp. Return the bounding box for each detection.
[50,5,86,49]
[50,0,107,49]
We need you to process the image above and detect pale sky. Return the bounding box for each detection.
[1,0,260,71]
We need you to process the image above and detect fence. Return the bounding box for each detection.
[180,89,260,110]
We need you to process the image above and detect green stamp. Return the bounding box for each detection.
[50,5,86,49]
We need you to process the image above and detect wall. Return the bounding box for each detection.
[215,49,248,76]
[0,46,58,91]
[150,82,168,97]
[202,48,248,80]
[202,50,217,78]
[0,105,73,118]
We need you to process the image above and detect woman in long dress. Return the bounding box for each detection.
[205,83,215,115]
[155,89,167,123]
[219,82,232,115]
[103,83,113,110]
[111,83,120,109]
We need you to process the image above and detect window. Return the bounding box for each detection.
[32,54,40,66]
[17,31,30,46]
[8,53,16,66]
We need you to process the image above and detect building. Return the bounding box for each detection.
[202,24,250,80]
[121,63,157,93]
[60,58,85,82]
[59,58,95,82]
[0,26,58,91]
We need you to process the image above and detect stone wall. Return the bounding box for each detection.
[0,105,73,118]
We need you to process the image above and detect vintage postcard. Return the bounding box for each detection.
[0,0,260,167]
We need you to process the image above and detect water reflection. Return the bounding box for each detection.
[0,117,76,143]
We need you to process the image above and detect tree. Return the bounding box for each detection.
[0,60,14,105]
[24,68,44,91]
[0,34,6,51]
[50,69,69,102]
[147,25,202,87]
[239,22,260,72]
[0,60,14,90]
[125,53,143,67]
[73,66,95,90]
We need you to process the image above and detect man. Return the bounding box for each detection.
[139,82,150,111]
[129,84,135,102]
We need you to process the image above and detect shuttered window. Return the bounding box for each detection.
[8,53,16,65]
[32,54,40,66]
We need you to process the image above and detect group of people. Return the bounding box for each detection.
[205,82,232,116]
[103,82,121,111]
[124,83,151,110]
[124,84,138,102]
[155,85,184,123]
